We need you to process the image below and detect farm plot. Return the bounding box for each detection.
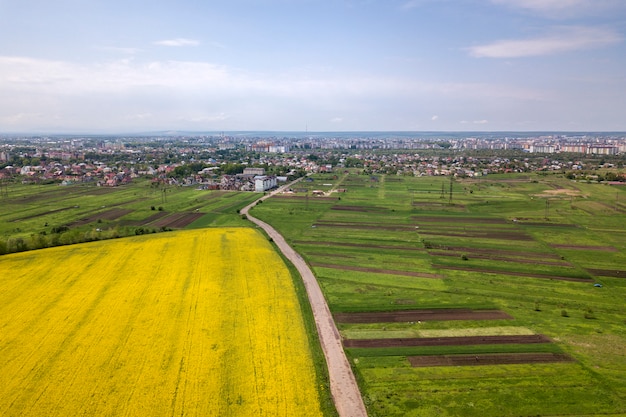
[0,228,324,417]
[250,172,626,417]
[408,352,573,367]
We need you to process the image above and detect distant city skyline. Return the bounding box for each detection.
[1,0,625,133]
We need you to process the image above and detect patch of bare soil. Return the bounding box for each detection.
[331,205,389,212]
[419,230,533,240]
[308,252,356,259]
[516,222,579,228]
[550,244,618,252]
[294,240,424,251]
[69,208,133,226]
[428,251,571,266]
[334,309,513,323]
[586,268,626,278]
[427,245,562,260]
[274,195,339,201]
[135,211,169,226]
[312,222,418,232]
[151,212,205,228]
[343,334,551,348]
[433,264,592,282]
[411,216,506,224]
[310,262,443,279]
[533,188,584,198]
[408,352,573,367]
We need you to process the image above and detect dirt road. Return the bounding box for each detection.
[241,182,368,417]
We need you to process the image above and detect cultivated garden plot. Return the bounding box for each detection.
[0,228,325,417]
[0,180,258,253]
[251,171,626,417]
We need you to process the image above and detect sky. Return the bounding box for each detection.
[0,0,625,133]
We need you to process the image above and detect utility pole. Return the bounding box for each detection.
[449,176,453,205]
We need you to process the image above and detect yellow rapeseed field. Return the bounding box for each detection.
[0,228,324,416]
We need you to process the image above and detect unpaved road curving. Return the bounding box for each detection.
[241,180,368,417]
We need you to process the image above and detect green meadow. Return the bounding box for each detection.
[251,171,626,417]
[2,173,625,416]
[0,180,258,252]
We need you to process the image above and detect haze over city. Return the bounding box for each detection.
[1,0,625,133]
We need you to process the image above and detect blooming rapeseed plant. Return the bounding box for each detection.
[0,228,323,416]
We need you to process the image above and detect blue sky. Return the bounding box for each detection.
[1,0,625,133]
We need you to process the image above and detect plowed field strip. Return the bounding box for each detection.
[294,240,424,251]
[434,264,592,282]
[419,230,533,240]
[330,205,389,212]
[312,223,418,231]
[411,216,508,224]
[69,208,133,226]
[408,353,574,367]
[150,212,204,228]
[586,268,626,278]
[343,334,551,348]
[427,245,562,259]
[334,309,513,323]
[311,262,443,279]
[429,251,571,266]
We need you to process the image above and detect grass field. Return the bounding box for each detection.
[251,171,626,417]
[0,180,258,253]
[0,228,326,416]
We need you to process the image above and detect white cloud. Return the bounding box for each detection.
[0,55,562,131]
[431,115,439,121]
[468,26,622,58]
[153,38,200,47]
[490,0,625,17]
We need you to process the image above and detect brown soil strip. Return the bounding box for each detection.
[274,195,339,201]
[411,216,507,224]
[331,205,389,212]
[434,264,592,282]
[151,212,205,228]
[516,222,579,228]
[428,245,562,260]
[586,268,626,278]
[68,208,133,226]
[311,262,444,279]
[344,334,551,348]
[429,251,571,266]
[419,230,533,240]
[308,252,356,259]
[293,240,424,252]
[136,211,169,225]
[313,222,418,232]
[408,352,574,367]
[550,244,618,252]
[334,309,513,323]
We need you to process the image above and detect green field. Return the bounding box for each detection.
[2,173,625,416]
[0,180,258,253]
[251,172,626,417]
